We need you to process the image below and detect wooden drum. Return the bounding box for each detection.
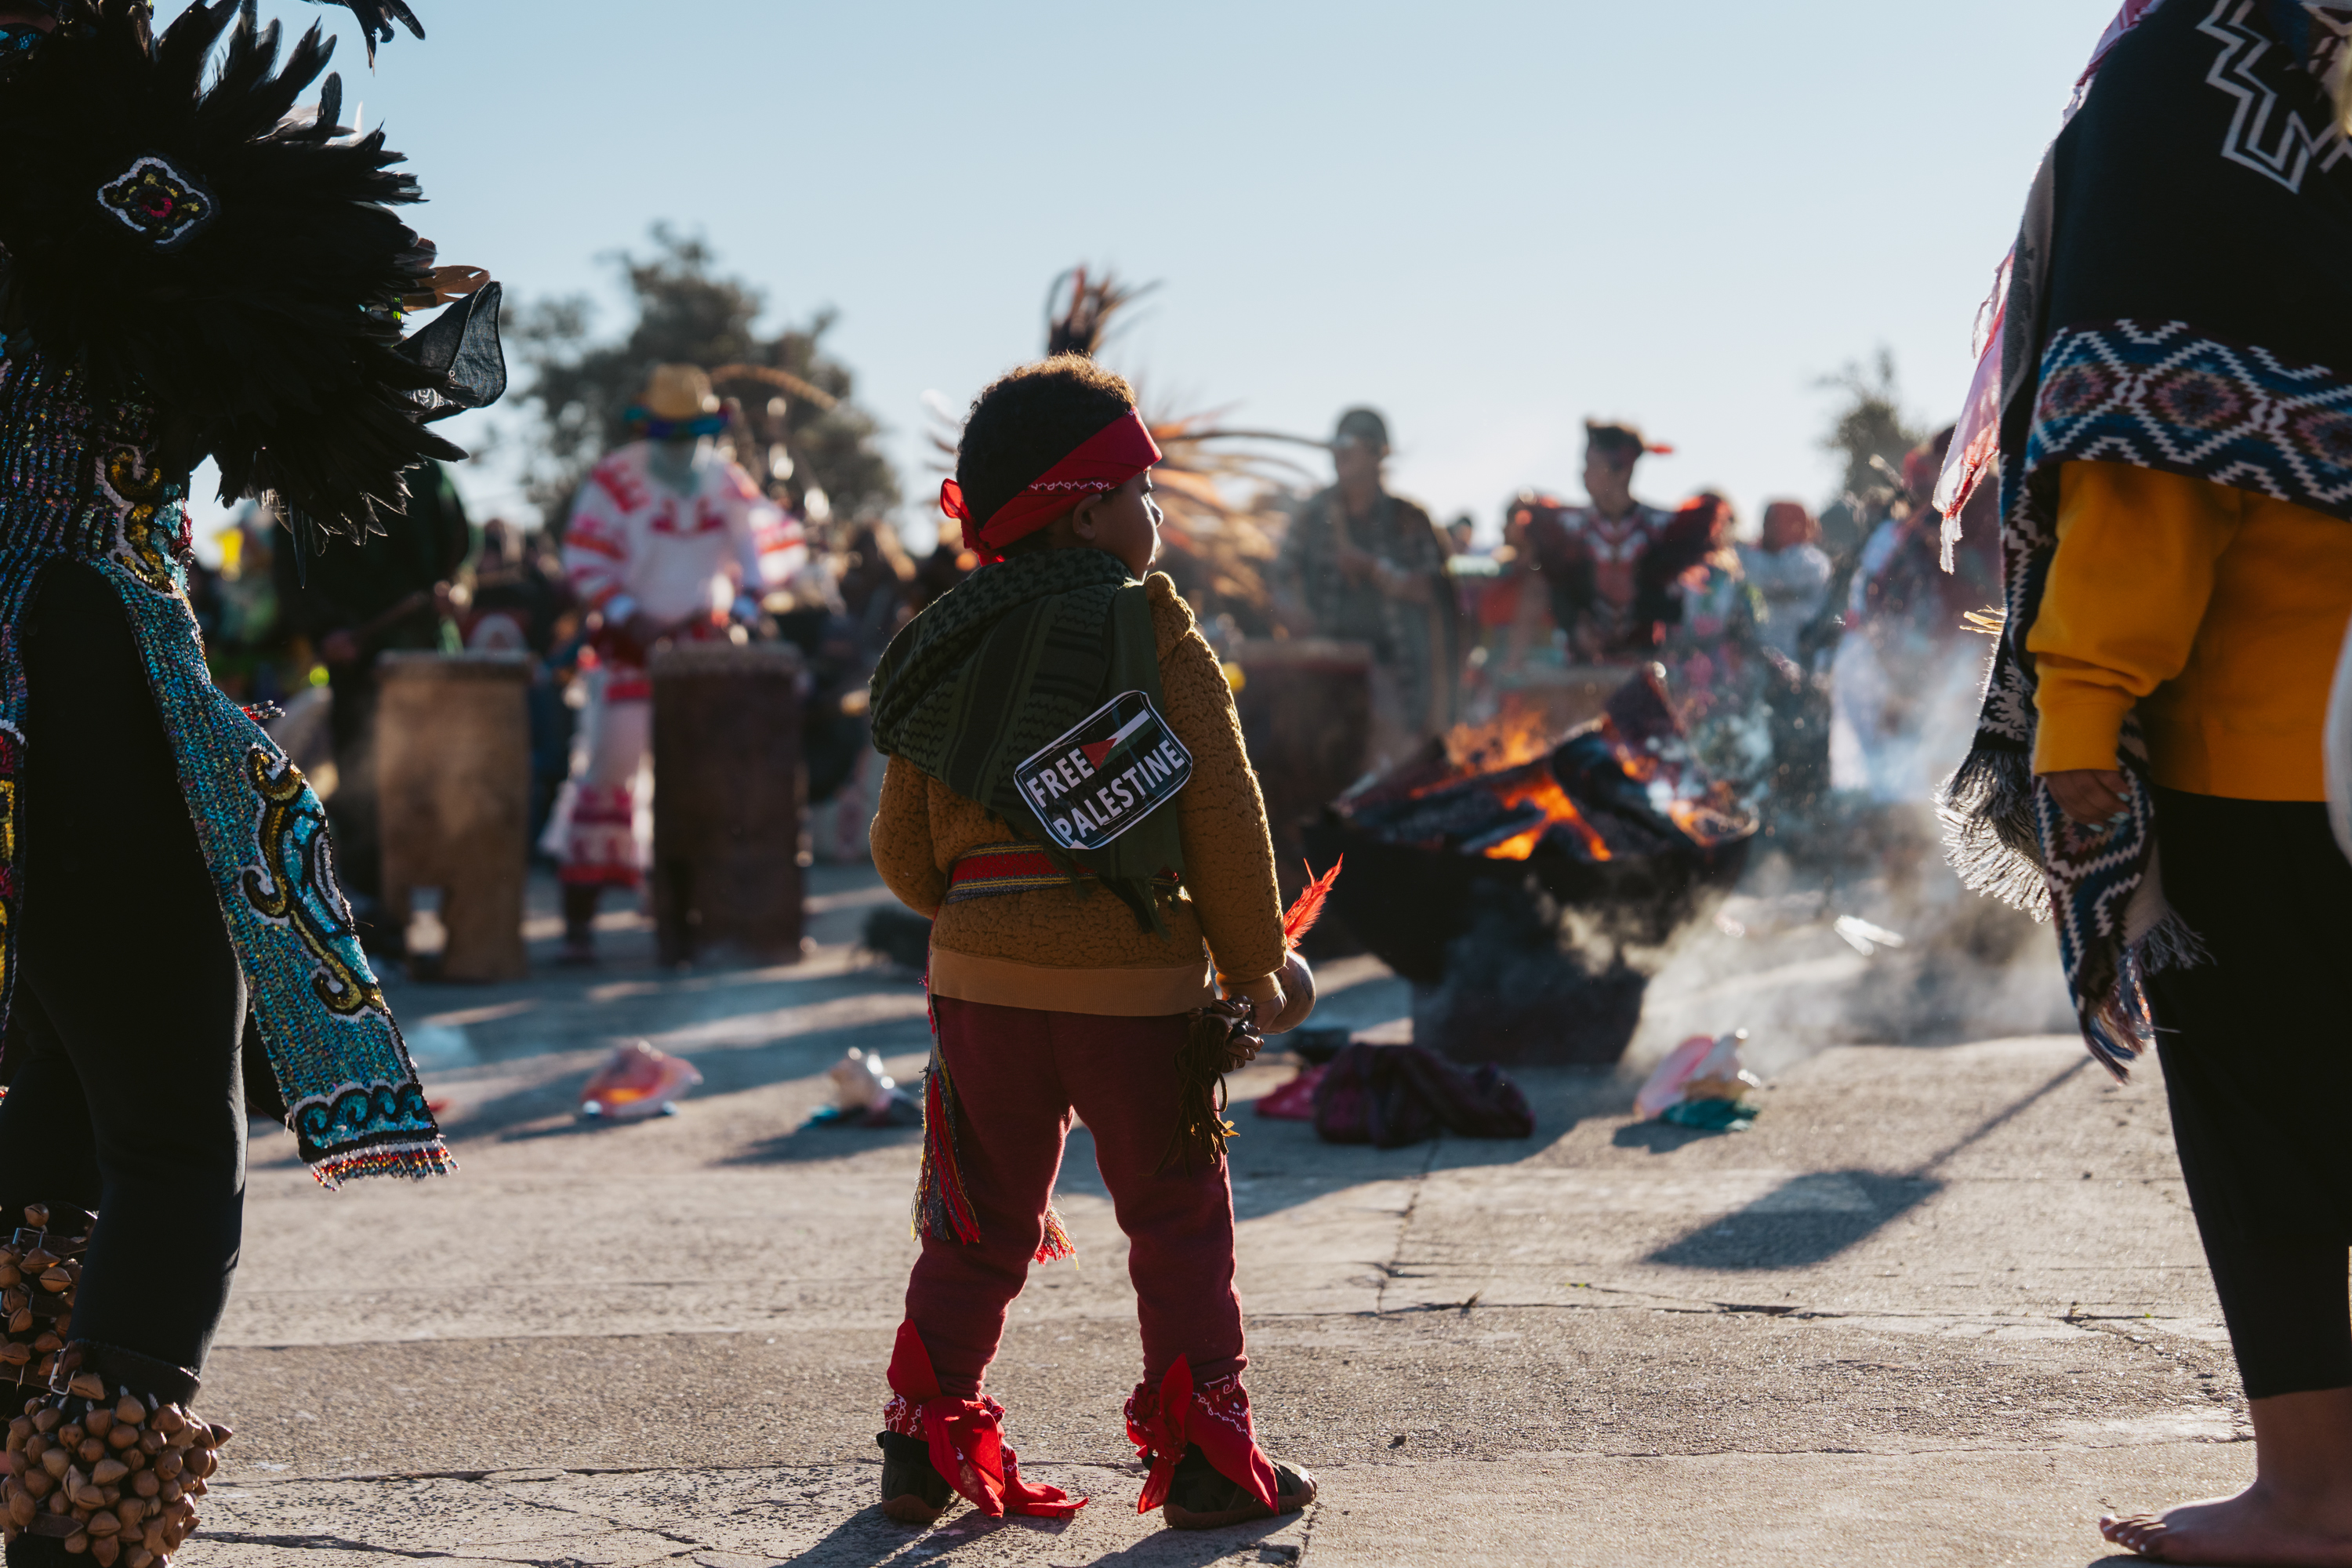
[650,641,805,966]
[376,652,532,982]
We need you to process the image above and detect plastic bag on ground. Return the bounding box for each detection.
[805,1047,921,1128]
[1635,1030,1762,1129]
[579,1040,702,1122]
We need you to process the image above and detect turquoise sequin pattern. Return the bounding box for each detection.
[0,349,452,1185]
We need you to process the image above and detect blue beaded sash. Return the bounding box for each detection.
[0,350,451,1185]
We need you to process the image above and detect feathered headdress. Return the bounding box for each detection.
[0,0,503,544]
[305,0,421,64]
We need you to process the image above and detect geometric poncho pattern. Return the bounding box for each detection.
[0,349,452,1185]
[1942,0,2352,1077]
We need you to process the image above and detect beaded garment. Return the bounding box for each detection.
[0,350,450,1185]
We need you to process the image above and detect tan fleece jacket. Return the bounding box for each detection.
[870,572,1287,1016]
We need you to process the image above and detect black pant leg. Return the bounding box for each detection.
[2147,787,2352,1399]
[0,986,103,1218]
[16,563,247,1375]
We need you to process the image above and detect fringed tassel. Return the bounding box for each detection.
[307,1137,456,1190]
[1162,1001,1253,1176]
[1281,858,1342,949]
[913,1030,981,1247]
[2083,952,2154,1082]
[2133,909,2212,979]
[1936,750,2053,916]
[1036,1205,1076,1265]
[2081,913,2213,1083]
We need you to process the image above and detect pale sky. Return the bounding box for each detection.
[193,0,2125,545]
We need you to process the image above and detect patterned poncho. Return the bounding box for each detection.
[1941,0,2352,1074]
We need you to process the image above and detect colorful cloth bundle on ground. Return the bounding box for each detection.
[1308,1043,1534,1149]
[1635,1032,1764,1133]
[1938,0,2352,1074]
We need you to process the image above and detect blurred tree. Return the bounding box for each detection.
[511,226,899,532]
[1817,348,1926,503]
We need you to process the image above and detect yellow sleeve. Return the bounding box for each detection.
[2027,463,2241,775]
[869,755,948,919]
[1148,575,1287,986]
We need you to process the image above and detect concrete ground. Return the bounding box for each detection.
[189,863,2244,1567]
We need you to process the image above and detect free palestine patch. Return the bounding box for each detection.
[1014,691,1192,852]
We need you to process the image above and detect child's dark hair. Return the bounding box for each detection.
[955,355,1138,552]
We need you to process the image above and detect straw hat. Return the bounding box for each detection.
[637,365,718,423]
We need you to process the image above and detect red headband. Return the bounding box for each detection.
[939,409,1163,562]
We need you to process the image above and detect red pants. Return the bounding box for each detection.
[904,996,1247,1399]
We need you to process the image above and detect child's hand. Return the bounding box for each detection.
[1221,1028,1264,1073]
[1262,951,1316,1034]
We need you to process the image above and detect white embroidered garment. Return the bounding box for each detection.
[562,441,802,626]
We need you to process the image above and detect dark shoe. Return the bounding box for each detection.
[1161,1443,1316,1530]
[877,1431,950,1524]
[5,1535,71,1568]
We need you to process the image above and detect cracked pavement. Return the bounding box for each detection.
[183,867,2245,1566]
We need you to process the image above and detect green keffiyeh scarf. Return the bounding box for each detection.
[869,548,1184,932]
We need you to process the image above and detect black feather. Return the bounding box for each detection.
[303,0,422,65]
[0,0,503,543]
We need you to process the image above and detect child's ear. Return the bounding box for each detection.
[1069,492,1103,541]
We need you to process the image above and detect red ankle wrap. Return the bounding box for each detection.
[883,1323,1084,1519]
[1125,1357,1278,1515]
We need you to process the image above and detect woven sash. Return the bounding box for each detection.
[946,842,1092,904]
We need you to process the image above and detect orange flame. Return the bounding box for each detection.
[1441,709,1557,777]
[1482,773,1612,863]
[1603,721,1661,784]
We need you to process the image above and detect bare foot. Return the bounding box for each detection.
[2102,1481,2352,1564]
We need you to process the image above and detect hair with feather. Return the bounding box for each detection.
[1044,266,1156,360]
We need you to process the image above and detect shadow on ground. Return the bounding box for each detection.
[787,1497,1091,1565]
[724,1119,926,1165]
[1643,1170,1944,1271]
[1640,1053,2092,1271]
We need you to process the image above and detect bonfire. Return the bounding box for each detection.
[1306,670,1756,1066]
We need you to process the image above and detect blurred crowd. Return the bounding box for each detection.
[1241,407,2002,826]
[187,379,1998,952]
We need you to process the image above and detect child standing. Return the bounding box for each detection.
[866,357,1316,1530]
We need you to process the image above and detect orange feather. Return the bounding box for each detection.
[1282,858,1343,949]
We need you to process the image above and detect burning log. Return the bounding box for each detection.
[1305,667,1755,1066]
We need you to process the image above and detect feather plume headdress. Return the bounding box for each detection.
[0,0,503,543]
[929,265,1322,615]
